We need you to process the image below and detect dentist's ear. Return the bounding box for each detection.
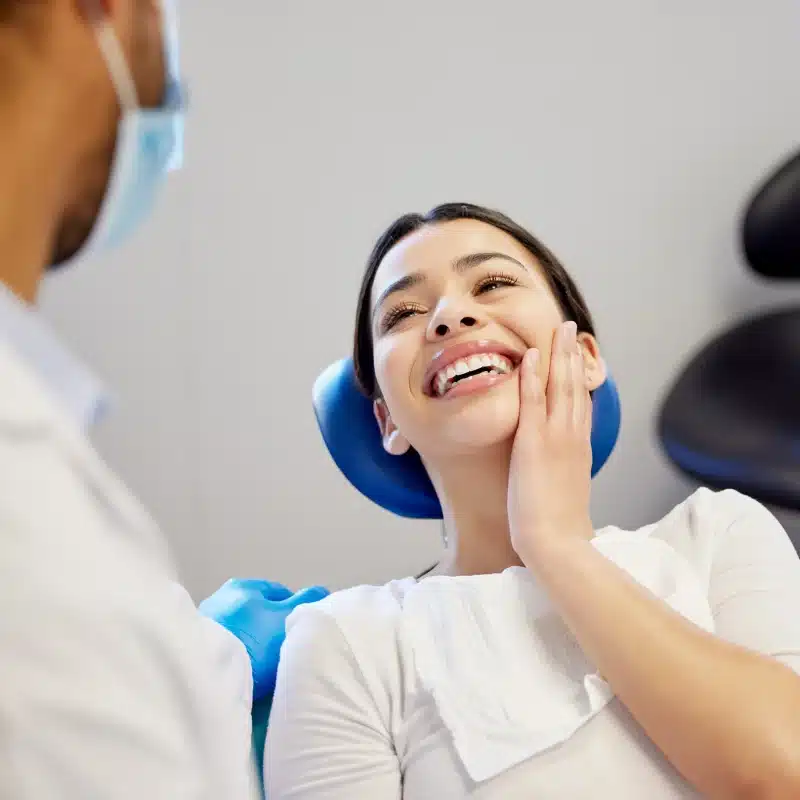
[373,399,411,456]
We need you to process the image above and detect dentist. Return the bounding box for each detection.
[0,1,325,797]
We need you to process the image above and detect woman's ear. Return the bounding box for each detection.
[373,399,411,456]
[577,333,607,391]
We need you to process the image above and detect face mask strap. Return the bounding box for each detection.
[94,19,140,111]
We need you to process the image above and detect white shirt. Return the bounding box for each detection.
[0,283,259,799]
[265,487,800,799]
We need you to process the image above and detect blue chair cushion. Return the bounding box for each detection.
[313,358,621,519]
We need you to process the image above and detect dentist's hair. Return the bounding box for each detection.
[352,202,596,399]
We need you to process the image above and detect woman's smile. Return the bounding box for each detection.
[423,339,524,398]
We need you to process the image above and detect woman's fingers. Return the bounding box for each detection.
[547,321,576,423]
[544,320,593,433]
[509,321,595,553]
[571,336,590,428]
[520,348,545,410]
[517,348,546,444]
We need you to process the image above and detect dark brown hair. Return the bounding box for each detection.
[353,202,596,399]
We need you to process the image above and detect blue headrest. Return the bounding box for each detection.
[313,358,621,519]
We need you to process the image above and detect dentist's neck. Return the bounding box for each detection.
[0,107,61,303]
[0,34,113,304]
[0,61,78,303]
[428,442,524,576]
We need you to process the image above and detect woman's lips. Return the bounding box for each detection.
[423,339,524,397]
[435,365,517,399]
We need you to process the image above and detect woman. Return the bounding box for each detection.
[265,203,800,798]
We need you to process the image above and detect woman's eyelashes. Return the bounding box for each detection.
[380,302,425,332]
[474,272,521,294]
[379,272,522,332]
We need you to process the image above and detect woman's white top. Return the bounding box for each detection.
[265,488,800,799]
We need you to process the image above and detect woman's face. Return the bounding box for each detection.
[369,219,605,459]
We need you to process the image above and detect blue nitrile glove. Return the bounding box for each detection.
[198,578,329,702]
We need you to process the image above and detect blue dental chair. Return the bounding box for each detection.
[311,358,622,519]
[252,359,622,794]
[658,148,800,513]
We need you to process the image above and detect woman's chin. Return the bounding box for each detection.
[427,392,521,452]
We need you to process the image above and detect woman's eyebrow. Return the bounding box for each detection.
[452,251,529,273]
[372,272,425,321]
[372,252,528,321]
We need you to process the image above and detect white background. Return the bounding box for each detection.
[41,0,800,598]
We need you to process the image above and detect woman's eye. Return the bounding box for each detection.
[382,305,422,331]
[476,274,520,294]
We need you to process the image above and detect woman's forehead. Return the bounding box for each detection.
[371,219,537,299]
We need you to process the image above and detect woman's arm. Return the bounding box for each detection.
[524,495,800,800]
[264,603,401,799]
[509,330,800,799]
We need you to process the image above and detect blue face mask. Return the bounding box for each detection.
[52,0,186,269]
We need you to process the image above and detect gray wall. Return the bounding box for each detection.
[40,0,800,598]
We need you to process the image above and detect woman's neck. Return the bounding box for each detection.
[428,443,525,577]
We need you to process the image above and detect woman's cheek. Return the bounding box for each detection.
[375,341,420,425]
[374,344,405,401]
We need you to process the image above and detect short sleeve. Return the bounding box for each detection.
[707,490,800,673]
[263,604,401,799]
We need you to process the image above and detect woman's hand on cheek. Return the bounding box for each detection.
[508,321,594,566]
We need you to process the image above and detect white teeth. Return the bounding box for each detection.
[466,355,485,371]
[431,352,515,397]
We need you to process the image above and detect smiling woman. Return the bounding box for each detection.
[353,204,605,484]
[264,203,800,800]
[353,203,595,399]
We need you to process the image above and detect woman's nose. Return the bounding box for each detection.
[427,301,483,340]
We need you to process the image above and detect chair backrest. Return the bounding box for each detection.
[658,308,800,512]
[313,358,622,519]
[742,148,800,279]
[658,147,800,511]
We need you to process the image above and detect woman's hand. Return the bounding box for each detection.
[508,320,594,566]
[507,322,800,799]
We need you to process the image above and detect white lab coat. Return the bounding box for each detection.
[0,339,259,799]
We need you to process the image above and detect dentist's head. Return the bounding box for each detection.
[0,0,185,300]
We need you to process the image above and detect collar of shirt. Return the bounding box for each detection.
[0,281,111,433]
